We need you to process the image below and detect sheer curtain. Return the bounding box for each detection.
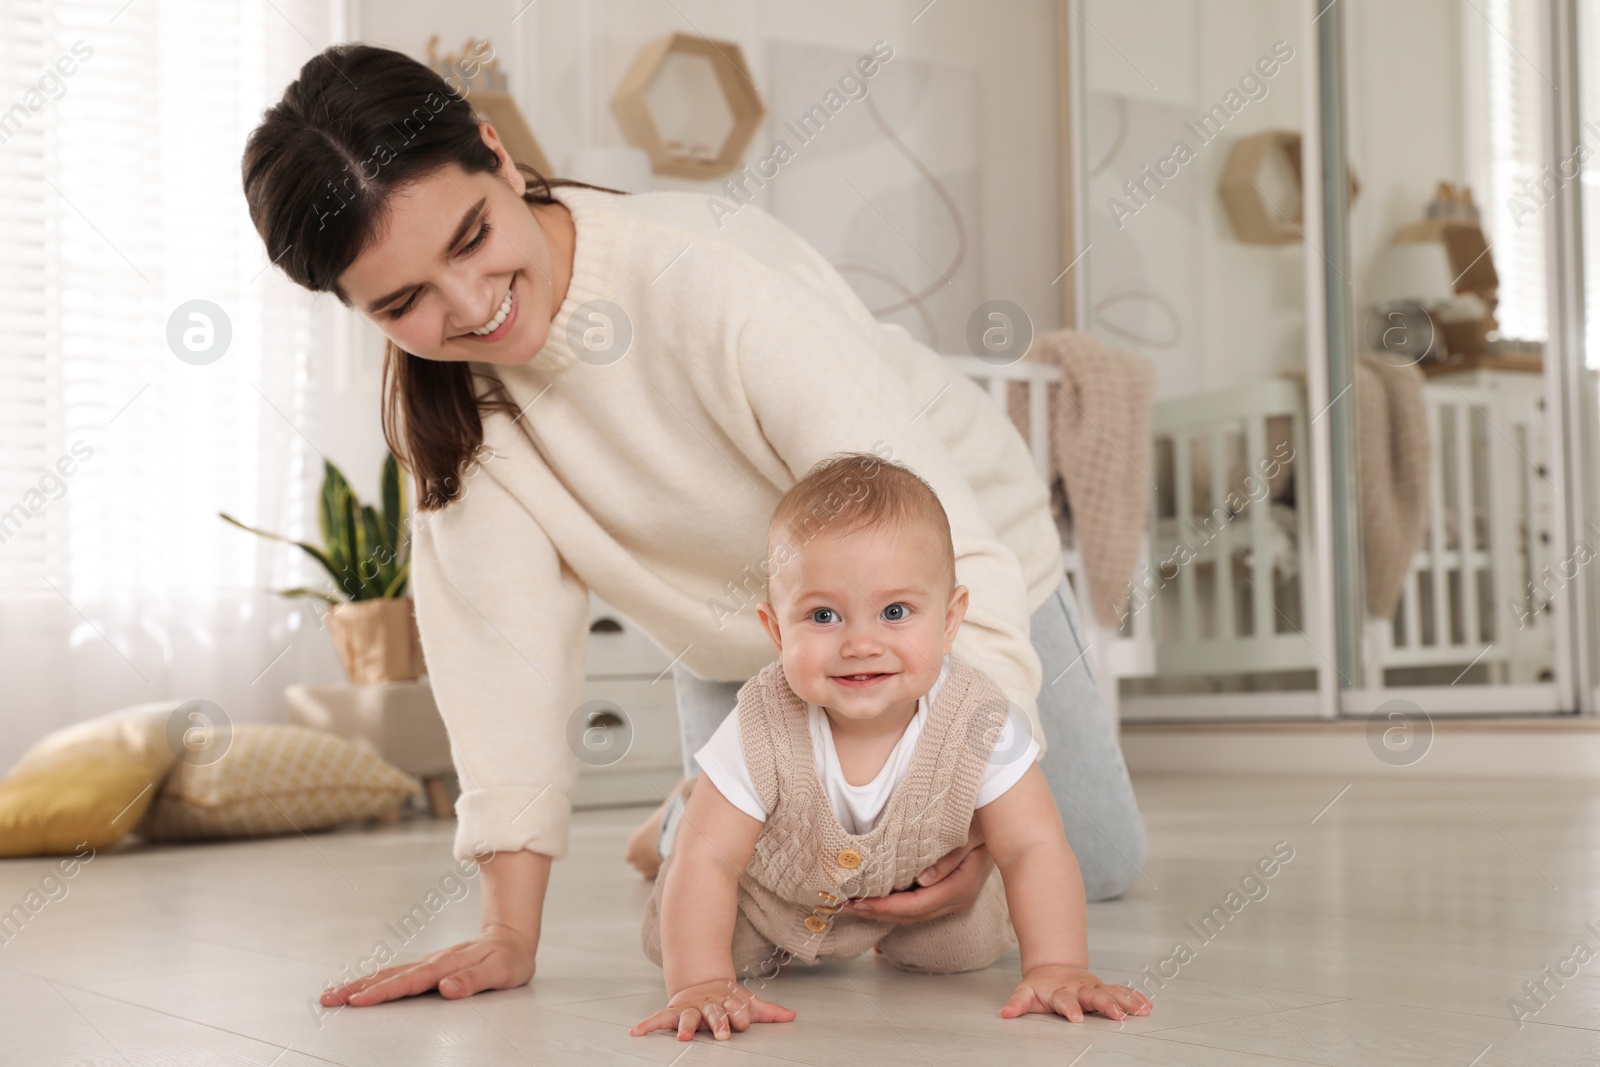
[0,0,355,770]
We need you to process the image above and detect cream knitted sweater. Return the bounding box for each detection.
[410,185,1064,864]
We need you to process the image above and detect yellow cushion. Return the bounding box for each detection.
[0,755,167,857]
[137,724,421,841]
[0,703,182,858]
[13,703,182,772]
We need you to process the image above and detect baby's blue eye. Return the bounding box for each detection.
[810,608,838,624]
[883,603,908,621]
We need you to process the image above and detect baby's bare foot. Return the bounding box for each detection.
[624,803,665,879]
[623,777,686,879]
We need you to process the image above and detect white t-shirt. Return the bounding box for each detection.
[694,656,1040,835]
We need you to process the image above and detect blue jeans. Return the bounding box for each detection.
[670,574,1149,902]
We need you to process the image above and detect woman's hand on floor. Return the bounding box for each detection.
[317,922,539,1007]
[630,978,796,1041]
[843,840,994,924]
[999,964,1152,1023]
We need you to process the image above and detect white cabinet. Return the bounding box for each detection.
[571,593,684,809]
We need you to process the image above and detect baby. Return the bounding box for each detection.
[632,452,1151,1041]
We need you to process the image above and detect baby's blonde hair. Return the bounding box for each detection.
[766,451,956,601]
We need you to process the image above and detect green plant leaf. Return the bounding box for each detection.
[318,460,351,564]
[273,586,342,605]
[327,462,371,597]
[359,504,389,599]
[360,504,383,561]
[381,452,402,555]
[382,561,410,599]
[219,512,346,595]
[225,455,407,606]
[343,487,383,601]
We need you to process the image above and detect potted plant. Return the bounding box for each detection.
[221,454,424,684]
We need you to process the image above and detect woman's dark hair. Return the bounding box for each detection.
[242,43,622,510]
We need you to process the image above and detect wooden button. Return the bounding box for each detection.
[804,915,828,932]
[836,849,862,869]
[815,905,841,914]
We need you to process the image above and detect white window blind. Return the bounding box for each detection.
[1465,0,1549,344]
[1,0,351,764]
[0,0,54,582]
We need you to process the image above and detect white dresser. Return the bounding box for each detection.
[571,592,685,809]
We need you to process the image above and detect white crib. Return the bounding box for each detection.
[946,355,1553,701]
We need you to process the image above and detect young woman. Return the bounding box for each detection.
[242,43,1147,1009]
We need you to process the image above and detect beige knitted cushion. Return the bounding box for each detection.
[138,724,421,841]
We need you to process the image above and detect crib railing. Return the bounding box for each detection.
[1146,379,1317,677]
[1368,373,1553,685]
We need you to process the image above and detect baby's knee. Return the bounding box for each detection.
[878,934,1009,974]
[734,941,791,983]
[876,907,1014,973]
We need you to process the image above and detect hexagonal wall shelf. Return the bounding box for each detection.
[1218,129,1360,245]
[611,32,764,181]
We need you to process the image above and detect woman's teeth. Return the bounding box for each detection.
[471,289,513,335]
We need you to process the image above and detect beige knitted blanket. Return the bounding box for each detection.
[1006,330,1155,628]
[1285,354,1432,619]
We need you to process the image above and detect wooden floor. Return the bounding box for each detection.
[3,773,1597,1066]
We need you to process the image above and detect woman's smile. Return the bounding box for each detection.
[460,277,519,343]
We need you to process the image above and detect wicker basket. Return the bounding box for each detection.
[326,598,425,683]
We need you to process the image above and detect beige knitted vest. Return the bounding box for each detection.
[732,653,1012,965]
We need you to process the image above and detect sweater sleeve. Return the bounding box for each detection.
[733,269,1045,743]
[409,456,590,864]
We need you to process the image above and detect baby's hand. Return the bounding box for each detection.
[630,978,797,1041]
[999,965,1152,1023]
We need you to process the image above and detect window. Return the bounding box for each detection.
[0,0,349,754]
